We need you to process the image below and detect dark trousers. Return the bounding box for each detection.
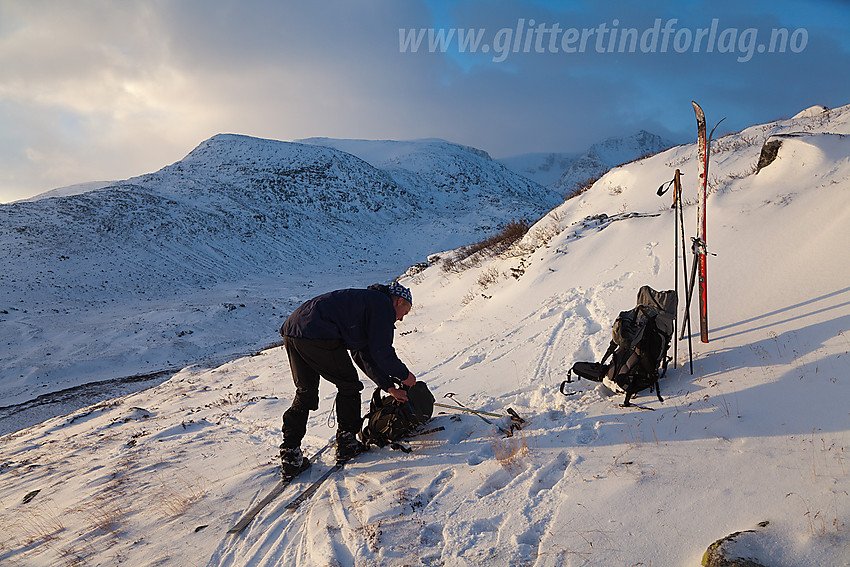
[281,336,363,448]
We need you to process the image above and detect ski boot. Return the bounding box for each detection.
[279,445,311,478]
[335,430,366,463]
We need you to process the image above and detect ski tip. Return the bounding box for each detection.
[708,117,728,141]
[692,101,706,122]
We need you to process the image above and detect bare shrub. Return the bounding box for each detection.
[78,499,124,536]
[441,220,530,273]
[153,472,207,517]
[530,211,566,248]
[13,503,66,545]
[477,267,501,289]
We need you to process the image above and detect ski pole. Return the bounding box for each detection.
[441,394,526,428]
[674,170,694,374]
[434,402,503,419]
[657,176,679,369]
[672,172,679,369]
[660,171,691,373]
[439,394,512,436]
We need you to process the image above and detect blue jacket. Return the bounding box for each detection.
[279,287,409,391]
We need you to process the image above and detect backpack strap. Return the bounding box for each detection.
[561,343,618,397]
[559,379,579,396]
[600,340,617,365]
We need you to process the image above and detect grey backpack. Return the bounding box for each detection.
[562,286,677,407]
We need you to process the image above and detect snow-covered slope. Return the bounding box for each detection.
[1,105,849,566]
[0,134,560,411]
[20,180,117,202]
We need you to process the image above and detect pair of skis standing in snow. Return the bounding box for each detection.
[668,101,725,368]
[563,102,723,407]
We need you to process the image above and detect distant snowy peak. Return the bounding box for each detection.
[553,130,675,196]
[142,133,404,204]
[585,130,673,166]
[180,133,378,171]
[297,137,492,165]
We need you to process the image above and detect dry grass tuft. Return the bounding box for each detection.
[79,499,125,536]
[153,473,208,517]
[491,429,535,471]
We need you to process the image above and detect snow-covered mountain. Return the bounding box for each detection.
[296,137,557,229]
[1,104,849,566]
[553,129,675,195]
[497,151,580,187]
[0,134,561,410]
[498,130,675,194]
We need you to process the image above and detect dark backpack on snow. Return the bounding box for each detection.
[359,382,435,448]
[562,285,677,407]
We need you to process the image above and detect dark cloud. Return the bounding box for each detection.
[0,0,847,201]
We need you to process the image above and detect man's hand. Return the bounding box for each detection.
[402,372,416,387]
[387,386,408,402]
[388,373,416,402]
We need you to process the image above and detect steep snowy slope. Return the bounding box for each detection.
[1,105,847,566]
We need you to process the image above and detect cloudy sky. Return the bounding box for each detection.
[1,0,848,202]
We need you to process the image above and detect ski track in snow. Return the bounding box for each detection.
[209,408,595,566]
